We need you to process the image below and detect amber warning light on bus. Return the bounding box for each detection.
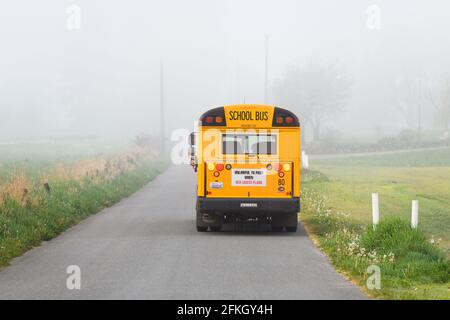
[200,107,227,126]
[272,107,299,127]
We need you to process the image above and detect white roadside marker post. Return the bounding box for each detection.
[372,193,379,229]
[302,151,309,169]
[411,200,419,229]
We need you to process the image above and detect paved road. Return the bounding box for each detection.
[0,165,365,299]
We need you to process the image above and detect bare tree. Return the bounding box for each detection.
[394,76,421,130]
[394,74,437,142]
[273,60,351,142]
[428,78,450,134]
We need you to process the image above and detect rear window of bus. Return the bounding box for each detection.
[222,134,277,155]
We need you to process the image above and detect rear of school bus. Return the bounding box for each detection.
[195,105,300,232]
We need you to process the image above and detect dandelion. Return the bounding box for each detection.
[388,253,395,263]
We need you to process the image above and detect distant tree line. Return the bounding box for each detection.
[273,60,352,144]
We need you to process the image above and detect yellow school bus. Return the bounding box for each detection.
[190,104,300,232]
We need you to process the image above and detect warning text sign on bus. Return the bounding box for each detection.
[232,169,267,187]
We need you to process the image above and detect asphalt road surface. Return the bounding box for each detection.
[0,165,366,299]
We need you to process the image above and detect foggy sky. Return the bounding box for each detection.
[1,0,450,141]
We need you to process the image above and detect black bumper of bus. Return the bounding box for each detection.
[197,197,300,215]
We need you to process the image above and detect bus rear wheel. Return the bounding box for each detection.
[272,213,298,232]
[196,209,208,232]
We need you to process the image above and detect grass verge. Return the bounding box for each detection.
[301,169,450,300]
[0,157,167,268]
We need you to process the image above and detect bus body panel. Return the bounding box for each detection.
[194,105,301,230]
[205,161,293,198]
[197,127,300,200]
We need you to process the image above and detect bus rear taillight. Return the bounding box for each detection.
[276,117,283,124]
[215,163,224,171]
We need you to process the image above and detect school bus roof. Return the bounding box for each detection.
[199,104,299,128]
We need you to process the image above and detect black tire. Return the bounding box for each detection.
[285,212,298,232]
[196,209,207,232]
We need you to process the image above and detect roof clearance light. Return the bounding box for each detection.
[215,116,223,124]
[276,117,284,124]
[283,163,291,171]
[207,163,215,171]
[285,117,294,124]
[215,163,224,171]
[205,116,213,124]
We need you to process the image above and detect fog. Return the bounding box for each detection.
[1,0,450,144]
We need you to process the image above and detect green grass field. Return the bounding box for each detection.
[0,140,166,268]
[310,148,450,253]
[314,148,450,167]
[301,148,450,299]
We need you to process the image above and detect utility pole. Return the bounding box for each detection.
[264,35,269,105]
[418,76,422,142]
[160,59,165,153]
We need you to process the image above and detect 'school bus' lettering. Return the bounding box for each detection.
[228,110,269,121]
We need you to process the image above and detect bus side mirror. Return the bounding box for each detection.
[189,132,197,172]
[189,132,195,146]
